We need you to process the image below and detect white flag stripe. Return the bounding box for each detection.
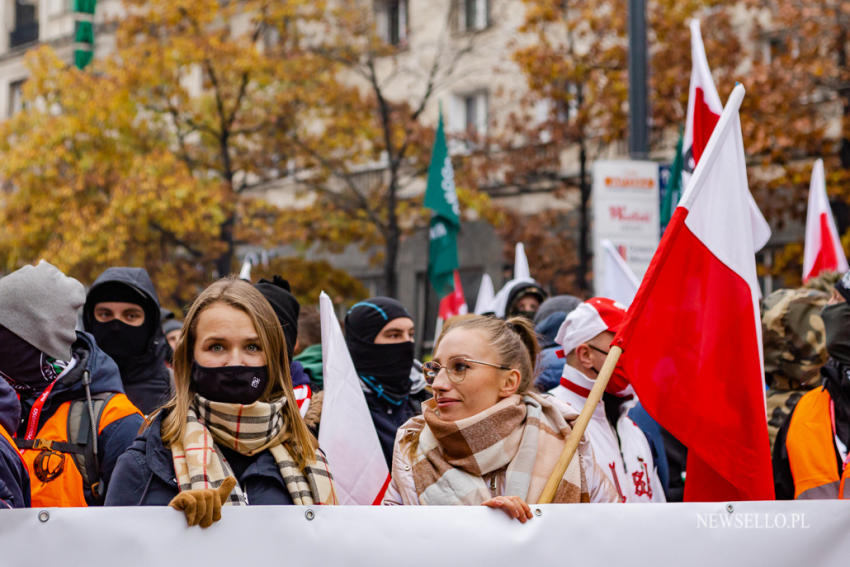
[514,242,530,281]
[317,292,389,505]
[600,240,640,306]
[473,273,495,315]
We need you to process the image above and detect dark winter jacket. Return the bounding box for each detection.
[364,388,431,467]
[105,411,294,506]
[15,332,144,504]
[0,379,29,508]
[83,268,172,415]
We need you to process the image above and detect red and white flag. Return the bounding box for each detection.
[438,270,468,320]
[614,85,774,501]
[684,20,771,252]
[317,292,390,505]
[803,159,848,281]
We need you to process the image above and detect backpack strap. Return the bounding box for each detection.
[67,392,115,505]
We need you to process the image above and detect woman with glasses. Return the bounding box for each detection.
[383,314,617,520]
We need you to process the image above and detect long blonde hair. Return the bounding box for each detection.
[159,277,317,470]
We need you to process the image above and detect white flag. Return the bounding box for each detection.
[514,242,530,280]
[600,240,640,306]
[317,292,389,505]
[473,274,495,315]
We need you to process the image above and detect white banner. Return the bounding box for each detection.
[592,160,660,296]
[1,502,849,566]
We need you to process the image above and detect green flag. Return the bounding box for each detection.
[425,112,460,297]
[661,127,684,232]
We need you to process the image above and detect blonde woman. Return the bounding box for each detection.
[106,278,335,526]
[383,315,616,520]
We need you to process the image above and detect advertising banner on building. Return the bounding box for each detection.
[592,160,661,295]
[0,502,848,566]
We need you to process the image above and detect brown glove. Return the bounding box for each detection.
[169,477,237,528]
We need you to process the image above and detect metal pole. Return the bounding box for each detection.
[628,0,648,158]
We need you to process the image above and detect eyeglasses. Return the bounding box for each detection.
[586,344,610,356]
[422,357,512,385]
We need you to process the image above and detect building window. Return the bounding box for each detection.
[454,0,489,33]
[374,0,408,47]
[10,0,39,48]
[8,79,26,117]
[449,91,488,135]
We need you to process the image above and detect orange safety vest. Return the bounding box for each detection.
[18,393,140,507]
[786,387,850,499]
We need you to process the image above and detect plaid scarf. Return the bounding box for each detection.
[404,392,588,505]
[170,394,337,506]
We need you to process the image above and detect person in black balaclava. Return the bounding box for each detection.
[774,271,850,499]
[83,267,172,415]
[345,297,423,466]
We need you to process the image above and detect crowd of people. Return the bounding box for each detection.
[0,260,846,526]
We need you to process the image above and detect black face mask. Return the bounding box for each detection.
[512,310,537,321]
[822,303,850,365]
[191,363,269,405]
[0,327,58,396]
[91,320,150,365]
[349,340,414,400]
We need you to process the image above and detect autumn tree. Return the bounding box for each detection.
[275,0,494,297]
[0,0,366,306]
[478,0,739,292]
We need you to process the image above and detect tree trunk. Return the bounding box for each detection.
[216,214,235,278]
[384,174,400,297]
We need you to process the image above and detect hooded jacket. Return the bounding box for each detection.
[0,379,29,508]
[83,268,172,415]
[15,332,144,506]
[774,358,850,499]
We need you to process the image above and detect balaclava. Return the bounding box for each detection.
[86,282,154,368]
[345,297,414,403]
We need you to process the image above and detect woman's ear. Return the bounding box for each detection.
[498,368,522,397]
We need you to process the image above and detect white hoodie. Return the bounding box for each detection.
[549,364,666,502]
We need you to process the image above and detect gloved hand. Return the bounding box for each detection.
[169,477,237,528]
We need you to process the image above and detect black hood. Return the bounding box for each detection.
[83,267,163,333]
[0,377,20,435]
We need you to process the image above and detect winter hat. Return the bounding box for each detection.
[254,276,300,358]
[835,271,850,303]
[555,297,627,354]
[162,318,183,336]
[533,294,582,325]
[505,282,547,317]
[345,297,411,344]
[0,261,86,361]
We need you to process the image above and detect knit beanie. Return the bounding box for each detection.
[0,261,86,361]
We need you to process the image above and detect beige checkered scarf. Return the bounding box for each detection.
[170,395,337,505]
[405,392,588,505]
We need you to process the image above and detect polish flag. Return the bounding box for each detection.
[684,20,771,252]
[802,159,848,281]
[438,270,468,320]
[317,292,390,505]
[614,85,774,501]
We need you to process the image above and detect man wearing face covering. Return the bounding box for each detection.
[0,261,143,507]
[774,272,850,499]
[549,297,666,502]
[345,297,427,466]
[83,267,172,415]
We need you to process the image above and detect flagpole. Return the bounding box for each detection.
[537,345,623,504]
